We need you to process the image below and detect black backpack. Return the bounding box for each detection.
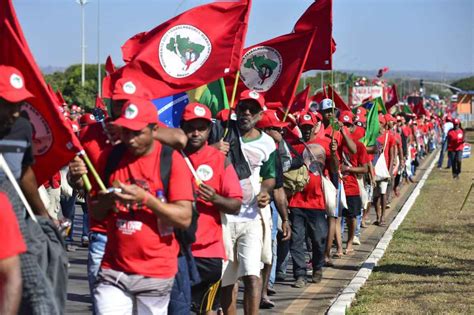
[104,143,199,249]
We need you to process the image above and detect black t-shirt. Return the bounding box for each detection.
[275,151,284,189]
[0,117,34,180]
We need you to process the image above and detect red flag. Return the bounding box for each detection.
[326,84,350,111]
[0,1,82,185]
[413,99,428,117]
[56,90,67,106]
[290,85,310,113]
[95,96,107,111]
[293,0,335,70]
[228,30,316,108]
[308,91,325,111]
[385,84,399,109]
[105,55,116,75]
[107,0,251,99]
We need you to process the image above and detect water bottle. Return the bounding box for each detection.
[156,190,174,237]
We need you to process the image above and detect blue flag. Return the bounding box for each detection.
[152,92,189,128]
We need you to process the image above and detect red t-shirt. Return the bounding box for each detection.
[402,125,412,138]
[377,131,395,166]
[289,137,332,210]
[100,141,194,278]
[447,129,464,151]
[80,123,111,233]
[0,193,27,260]
[342,141,369,196]
[188,145,242,259]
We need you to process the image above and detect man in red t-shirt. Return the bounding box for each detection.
[180,103,243,314]
[89,99,194,314]
[0,193,27,315]
[289,111,338,288]
[339,111,369,255]
[447,119,465,179]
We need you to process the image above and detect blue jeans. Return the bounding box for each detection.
[437,138,451,168]
[88,231,107,314]
[60,194,76,242]
[289,208,328,278]
[269,204,278,287]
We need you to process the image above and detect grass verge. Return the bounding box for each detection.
[348,131,474,314]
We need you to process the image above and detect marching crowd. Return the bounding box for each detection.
[0,65,467,315]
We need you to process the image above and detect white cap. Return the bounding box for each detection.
[319,98,334,111]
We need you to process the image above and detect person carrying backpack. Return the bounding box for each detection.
[88,99,194,314]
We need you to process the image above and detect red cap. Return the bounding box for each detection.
[113,99,158,131]
[256,110,289,129]
[79,113,96,126]
[339,110,354,124]
[453,118,460,125]
[182,102,212,122]
[378,113,386,125]
[354,114,366,124]
[298,111,318,126]
[112,77,153,101]
[0,65,34,103]
[238,90,265,109]
[355,106,367,117]
[385,113,396,123]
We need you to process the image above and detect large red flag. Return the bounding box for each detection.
[0,3,82,185]
[326,84,351,111]
[308,91,326,111]
[385,84,399,110]
[228,30,316,108]
[290,85,310,113]
[293,0,335,70]
[413,99,428,117]
[105,0,251,99]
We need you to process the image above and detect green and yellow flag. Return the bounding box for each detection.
[187,78,229,117]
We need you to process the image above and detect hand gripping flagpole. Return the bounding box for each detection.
[223,71,240,139]
[0,153,37,222]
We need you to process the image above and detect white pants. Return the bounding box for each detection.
[95,282,170,315]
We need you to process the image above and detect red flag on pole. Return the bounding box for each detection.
[289,85,310,113]
[106,0,251,99]
[326,84,350,111]
[105,55,116,75]
[413,98,428,117]
[293,0,335,70]
[0,1,82,185]
[385,84,399,110]
[228,30,316,108]
[95,96,107,111]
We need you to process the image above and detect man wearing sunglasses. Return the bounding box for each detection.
[209,90,276,315]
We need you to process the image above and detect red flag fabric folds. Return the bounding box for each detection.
[293,0,335,70]
[385,84,399,110]
[106,0,251,99]
[228,30,316,108]
[290,85,310,113]
[326,84,351,111]
[0,1,82,185]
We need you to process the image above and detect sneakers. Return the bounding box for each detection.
[292,277,306,288]
[312,269,323,283]
[353,236,361,245]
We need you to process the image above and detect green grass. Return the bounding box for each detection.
[348,132,474,314]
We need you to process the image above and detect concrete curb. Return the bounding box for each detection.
[326,156,438,315]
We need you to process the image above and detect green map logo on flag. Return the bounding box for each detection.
[159,25,212,78]
[240,46,283,92]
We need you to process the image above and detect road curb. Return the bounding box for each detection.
[326,155,438,315]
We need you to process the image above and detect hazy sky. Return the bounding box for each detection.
[14,0,474,73]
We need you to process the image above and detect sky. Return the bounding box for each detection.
[13,0,474,74]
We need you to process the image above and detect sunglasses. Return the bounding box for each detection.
[237,102,261,115]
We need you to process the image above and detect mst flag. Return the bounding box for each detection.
[326,84,350,111]
[293,0,336,70]
[0,1,82,185]
[108,0,251,99]
[385,84,399,109]
[231,30,316,108]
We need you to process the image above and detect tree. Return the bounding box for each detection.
[44,64,105,109]
[451,76,474,91]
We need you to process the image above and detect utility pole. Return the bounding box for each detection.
[97,0,101,96]
[77,0,88,87]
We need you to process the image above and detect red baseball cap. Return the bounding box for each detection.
[378,113,386,125]
[339,110,354,124]
[182,102,212,123]
[354,114,366,124]
[112,77,153,101]
[113,99,158,131]
[298,111,318,126]
[238,90,265,109]
[0,65,34,103]
[256,110,289,129]
[355,106,367,117]
[385,113,396,123]
[79,113,96,126]
[453,118,460,125]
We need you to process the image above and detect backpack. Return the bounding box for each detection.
[104,143,199,249]
[282,142,309,195]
